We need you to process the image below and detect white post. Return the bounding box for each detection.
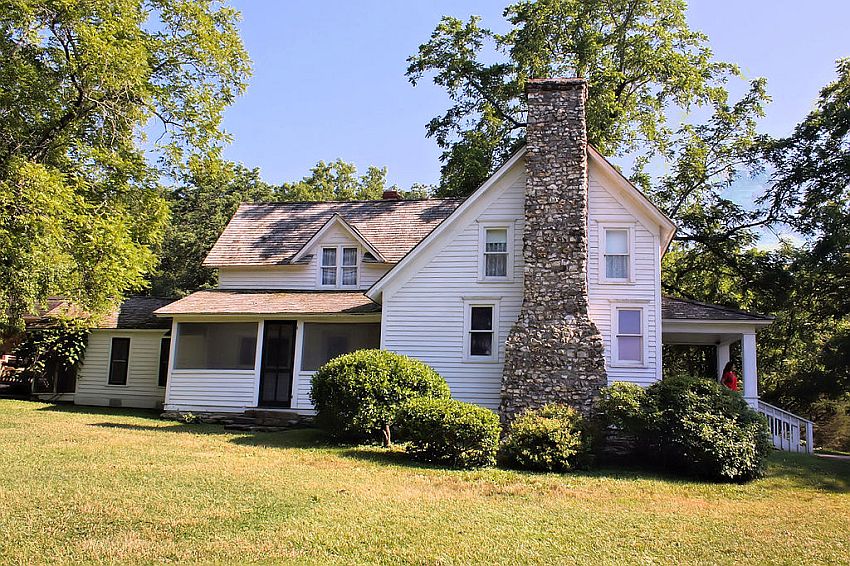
[741,332,758,407]
[806,422,814,454]
[716,342,731,380]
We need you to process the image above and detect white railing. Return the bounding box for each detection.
[757,400,814,454]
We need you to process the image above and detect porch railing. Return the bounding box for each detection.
[757,400,814,454]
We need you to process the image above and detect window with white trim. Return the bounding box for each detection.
[464,301,499,361]
[614,308,643,364]
[320,246,358,287]
[484,228,508,277]
[604,228,630,280]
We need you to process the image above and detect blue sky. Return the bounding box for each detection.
[220,1,848,189]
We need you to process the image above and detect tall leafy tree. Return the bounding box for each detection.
[408,0,739,197]
[0,0,250,332]
[276,159,389,202]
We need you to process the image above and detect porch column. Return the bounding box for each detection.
[741,332,758,407]
[716,342,731,380]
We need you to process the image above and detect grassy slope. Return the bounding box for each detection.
[0,400,848,565]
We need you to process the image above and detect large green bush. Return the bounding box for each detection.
[599,376,773,482]
[501,404,593,472]
[397,397,501,469]
[310,349,450,445]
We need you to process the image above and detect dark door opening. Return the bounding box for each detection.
[259,321,296,407]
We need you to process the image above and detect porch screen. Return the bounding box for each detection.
[174,322,258,370]
[301,323,380,371]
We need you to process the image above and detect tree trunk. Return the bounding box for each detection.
[381,424,391,447]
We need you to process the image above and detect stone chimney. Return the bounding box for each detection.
[381,190,401,200]
[500,78,607,420]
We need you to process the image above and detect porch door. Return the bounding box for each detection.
[259,321,296,407]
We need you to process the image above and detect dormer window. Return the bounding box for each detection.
[478,223,513,281]
[602,227,631,282]
[321,246,359,287]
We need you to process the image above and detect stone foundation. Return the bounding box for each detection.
[500,78,607,420]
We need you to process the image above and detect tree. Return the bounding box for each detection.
[0,0,250,332]
[276,159,390,202]
[408,0,738,197]
[151,157,276,297]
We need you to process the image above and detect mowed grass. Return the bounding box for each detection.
[0,400,848,565]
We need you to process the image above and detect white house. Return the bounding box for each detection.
[47,78,811,452]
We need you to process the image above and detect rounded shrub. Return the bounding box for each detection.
[645,375,772,482]
[310,349,450,445]
[501,404,593,472]
[397,397,501,469]
[598,377,772,482]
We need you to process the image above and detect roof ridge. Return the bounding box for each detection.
[662,295,772,320]
[238,197,464,207]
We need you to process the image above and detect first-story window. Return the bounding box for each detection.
[174,322,257,370]
[158,337,170,387]
[604,228,630,280]
[301,323,380,371]
[465,301,498,361]
[321,246,359,287]
[615,308,643,364]
[108,337,130,385]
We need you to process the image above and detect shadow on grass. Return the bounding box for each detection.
[37,402,162,419]
[766,451,850,493]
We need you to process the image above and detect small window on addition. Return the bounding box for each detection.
[616,308,643,364]
[468,305,494,358]
[604,228,630,280]
[483,228,509,278]
[108,337,130,385]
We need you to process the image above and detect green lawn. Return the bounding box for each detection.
[1,400,848,565]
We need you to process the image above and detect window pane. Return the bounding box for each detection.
[485,253,508,277]
[111,337,130,362]
[618,309,642,335]
[618,336,642,361]
[175,323,258,370]
[470,332,493,356]
[605,255,629,279]
[342,248,358,266]
[605,229,628,254]
[471,306,493,331]
[321,267,337,285]
[485,228,508,250]
[321,247,336,267]
[341,266,357,286]
[301,323,381,371]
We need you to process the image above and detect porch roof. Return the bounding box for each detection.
[153,290,381,317]
[661,296,773,322]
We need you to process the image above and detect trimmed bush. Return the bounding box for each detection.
[310,349,450,445]
[501,404,593,472]
[598,376,773,482]
[397,397,501,469]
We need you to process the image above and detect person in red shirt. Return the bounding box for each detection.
[721,361,739,392]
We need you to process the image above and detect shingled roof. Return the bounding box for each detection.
[661,296,773,322]
[204,199,463,267]
[25,296,175,330]
[154,290,380,316]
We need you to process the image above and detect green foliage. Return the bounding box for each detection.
[599,377,772,482]
[808,395,850,453]
[277,159,391,202]
[309,349,451,445]
[501,404,592,472]
[408,0,743,196]
[397,397,501,469]
[0,0,250,331]
[12,317,90,379]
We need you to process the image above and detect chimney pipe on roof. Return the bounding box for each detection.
[381,190,401,200]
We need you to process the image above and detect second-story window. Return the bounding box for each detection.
[484,228,508,277]
[321,246,358,287]
[604,228,630,281]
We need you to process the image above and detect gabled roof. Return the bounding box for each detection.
[661,296,774,322]
[289,213,387,264]
[154,290,380,316]
[204,199,462,267]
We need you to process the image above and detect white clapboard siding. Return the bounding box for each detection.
[587,159,662,386]
[381,166,526,409]
[218,223,391,290]
[164,370,257,412]
[74,330,167,409]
